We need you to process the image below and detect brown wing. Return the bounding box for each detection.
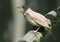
[31,14,50,28]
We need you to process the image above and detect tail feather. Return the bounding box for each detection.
[48,28,56,40]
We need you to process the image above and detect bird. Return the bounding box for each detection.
[20,5,51,31]
[18,5,52,30]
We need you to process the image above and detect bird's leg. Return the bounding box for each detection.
[32,27,40,37]
[35,27,40,32]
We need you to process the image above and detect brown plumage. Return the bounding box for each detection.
[24,8,51,28]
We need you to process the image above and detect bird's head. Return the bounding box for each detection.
[22,5,29,11]
[17,5,30,13]
[22,5,32,13]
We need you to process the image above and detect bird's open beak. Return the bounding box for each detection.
[17,6,24,13]
[20,6,24,13]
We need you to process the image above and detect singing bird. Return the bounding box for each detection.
[19,6,51,32]
[24,8,51,28]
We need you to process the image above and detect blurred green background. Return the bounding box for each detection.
[0,0,60,42]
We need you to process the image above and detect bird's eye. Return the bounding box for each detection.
[22,5,28,10]
[22,6,25,9]
[22,6,27,10]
